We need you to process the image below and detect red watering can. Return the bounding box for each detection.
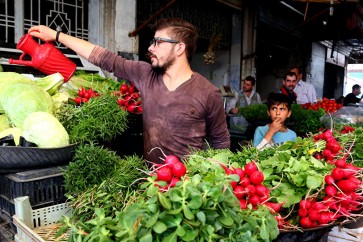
[9,34,76,82]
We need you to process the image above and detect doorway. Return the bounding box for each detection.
[323,63,344,100]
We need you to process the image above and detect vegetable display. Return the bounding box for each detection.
[0,72,70,147]
[301,98,343,113]
[60,148,279,242]
[3,69,363,241]
[52,123,363,241]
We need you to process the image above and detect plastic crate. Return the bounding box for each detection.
[0,167,66,218]
[328,226,363,241]
[13,196,70,242]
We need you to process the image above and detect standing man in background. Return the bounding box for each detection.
[279,71,298,104]
[290,66,317,104]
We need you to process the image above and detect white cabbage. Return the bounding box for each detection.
[1,82,53,128]
[22,112,69,148]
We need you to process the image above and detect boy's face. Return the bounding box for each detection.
[267,102,291,123]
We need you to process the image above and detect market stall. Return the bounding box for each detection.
[9,122,363,242]
[1,55,363,241]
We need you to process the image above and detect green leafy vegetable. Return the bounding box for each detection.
[1,82,53,128]
[33,72,64,95]
[63,142,146,194]
[52,92,69,114]
[60,71,121,98]
[0,72,33,113]
[22,111,69,148]
[0,127,22,146]
[0,114,10,132]
[57,94,128,143]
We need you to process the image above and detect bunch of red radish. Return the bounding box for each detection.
[298,198,338,228]
[313,129,342,163]
[298,127,363,229]
[298,160,362,229]
[340,125,355,134]
[115,82,142,114]
[220,162,282,213]
[152,155,187,192]
[74,86,99,105]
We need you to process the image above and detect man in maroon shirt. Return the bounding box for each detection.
[29,18,230,163]
[279,71,298,104]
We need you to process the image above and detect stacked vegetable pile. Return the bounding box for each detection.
[58,148,279,242]
[231,124,363,231]
[51,123,363,241]
[115,82,143,114]
[0,71,142,148]
[0,72,69,148]
[54,71,145,144]
[301,98,343,113]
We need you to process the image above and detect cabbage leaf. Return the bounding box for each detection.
[0,72,33,113]
[0,114,10,132]
[1,82,53,128]
[22,111,69,148]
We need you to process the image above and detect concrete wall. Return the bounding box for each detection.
[192,50,231,88]
[307,42,325,100]
[191,13,242,90]
[89,0,138,54]
[115,0,138,54]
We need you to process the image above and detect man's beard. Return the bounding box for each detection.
[149,51,176,73]
[286,86,295,92]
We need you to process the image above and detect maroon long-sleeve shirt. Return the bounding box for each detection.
[88,46,230,163]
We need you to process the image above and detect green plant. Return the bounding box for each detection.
[57,93,128,143]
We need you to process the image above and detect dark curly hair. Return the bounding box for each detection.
[153,18,198,63]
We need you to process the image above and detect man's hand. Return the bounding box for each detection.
[29,25,95,60]
[229,107,239,114]
[28,25,57,42]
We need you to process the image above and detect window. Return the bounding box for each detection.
[0,0,88,49]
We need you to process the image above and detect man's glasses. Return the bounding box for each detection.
[150,37,180,47]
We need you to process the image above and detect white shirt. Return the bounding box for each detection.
[226,89,262,112]
[294,80,317,104]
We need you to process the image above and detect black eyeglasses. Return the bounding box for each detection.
[150,37,180,47]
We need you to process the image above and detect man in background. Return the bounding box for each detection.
[290,66,317,104]
[344,84,362,106]
[226,76,262,135]
[279,71,298,104]
[226,76,262,114]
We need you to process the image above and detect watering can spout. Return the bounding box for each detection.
[9,54,33,66]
